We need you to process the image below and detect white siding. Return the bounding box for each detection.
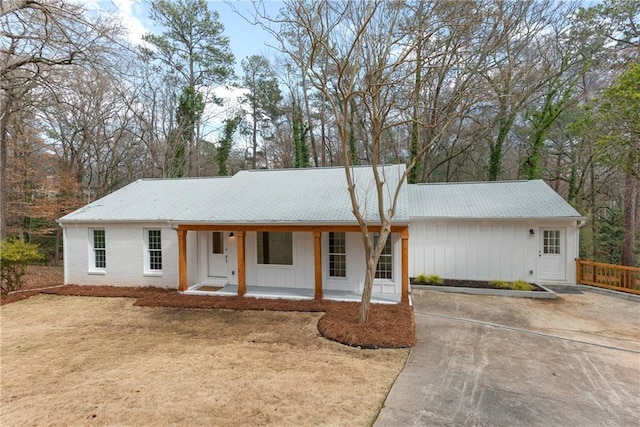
[240,231,400,295]
[63,224,182,288]
[409,220,578,284]
[63,227,401,295]
[245,231,314,288]
[320,232,401,295]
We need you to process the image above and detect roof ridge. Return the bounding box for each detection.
[244,164,403,173]
[137,176,233,181]
[412,179,534,186]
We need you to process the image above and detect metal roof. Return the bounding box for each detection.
[59,164,409,225]
[408,180,583,219]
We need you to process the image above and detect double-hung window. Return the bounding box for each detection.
[328,232,346,278]
[91,229,106,271]
[374,233,393,280]
[147,229,162,271]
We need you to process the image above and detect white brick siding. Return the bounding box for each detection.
[63,224,182,288]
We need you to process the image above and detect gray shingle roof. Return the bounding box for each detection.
[59,165,409,225]
[408,180,583,219]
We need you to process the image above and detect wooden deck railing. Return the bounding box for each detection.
[576,259,640,295]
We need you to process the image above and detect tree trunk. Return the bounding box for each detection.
[590,157,598,260]
[621,171,638,266]
[359,261,376,323]
[301,73,319,167]
[0,96,11,240]
[252,98,258,169]
[54,227,62,267]
[408,41,422,184]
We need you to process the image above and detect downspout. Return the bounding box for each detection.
[575,219,587,284]
[62,226,68,285]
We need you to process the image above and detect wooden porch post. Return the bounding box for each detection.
[401,227,409,305]
[178,228,188,292]
[314,231,323,300]
[237,231,246,296]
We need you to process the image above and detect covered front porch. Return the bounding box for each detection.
[176,224,410,304]
[184,283,403,304]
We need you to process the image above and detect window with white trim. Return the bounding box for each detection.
[328,232,346,278]
[147,229,162,271]
[257,232,293,265]
[91,229,106,270]
[374,233,392,279]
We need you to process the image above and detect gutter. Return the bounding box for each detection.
[408,216,587,222]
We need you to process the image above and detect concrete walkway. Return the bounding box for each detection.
[375,289,640,427]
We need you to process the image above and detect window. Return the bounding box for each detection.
[329,232,346,278]
[257,232,293,265]
[374,233,392,279]
[543,230,561,254]
[92,229,106,270]
[147,229,162,271]
[212,232,224,254]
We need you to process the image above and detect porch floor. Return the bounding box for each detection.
[183,284,402,304]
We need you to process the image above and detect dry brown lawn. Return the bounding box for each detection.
[0,294,409,426]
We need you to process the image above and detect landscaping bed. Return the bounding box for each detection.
[414,278,546,291]
[2,267,415,348]
[412,278,556,299]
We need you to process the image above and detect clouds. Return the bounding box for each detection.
[111,0,148,44]
[78,0,149,45]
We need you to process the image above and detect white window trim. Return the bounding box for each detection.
[328,232,347,279]
[373,233,394,282]
[88,228,106,275]
[144,229,163,276]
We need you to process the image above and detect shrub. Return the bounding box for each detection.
[511,279,533,291]
[490,279,533,291]
[415,274,443,285]
[489,280,511,289]
[1,239,45,295]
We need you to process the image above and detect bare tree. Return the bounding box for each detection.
[0,0,120,238]
[263,0,469,322]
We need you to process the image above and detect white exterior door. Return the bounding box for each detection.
[538,228,566,281]
[208,232,227,278]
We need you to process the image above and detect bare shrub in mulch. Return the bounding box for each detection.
[0,266,64,305]
[29,284,415,348]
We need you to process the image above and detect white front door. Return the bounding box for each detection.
[208,232,227,278]
[538,228,566,281]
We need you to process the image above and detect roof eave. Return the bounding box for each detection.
[409,216,586,221]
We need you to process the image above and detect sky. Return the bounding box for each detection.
[86,0,284,76]
[82,1,285,132]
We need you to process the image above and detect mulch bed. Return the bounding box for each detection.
[414,278,545,291]
[4,283,415,349]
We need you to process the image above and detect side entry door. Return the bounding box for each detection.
[538,228,566,281]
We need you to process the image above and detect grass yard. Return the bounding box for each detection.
[0,295,409,426]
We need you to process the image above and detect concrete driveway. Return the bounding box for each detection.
[375,289,640,427]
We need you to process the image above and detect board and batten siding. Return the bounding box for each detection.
[242,231,400,295]
[409,220,578,284]
[243,231,315,289]
[63,224,196,288]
